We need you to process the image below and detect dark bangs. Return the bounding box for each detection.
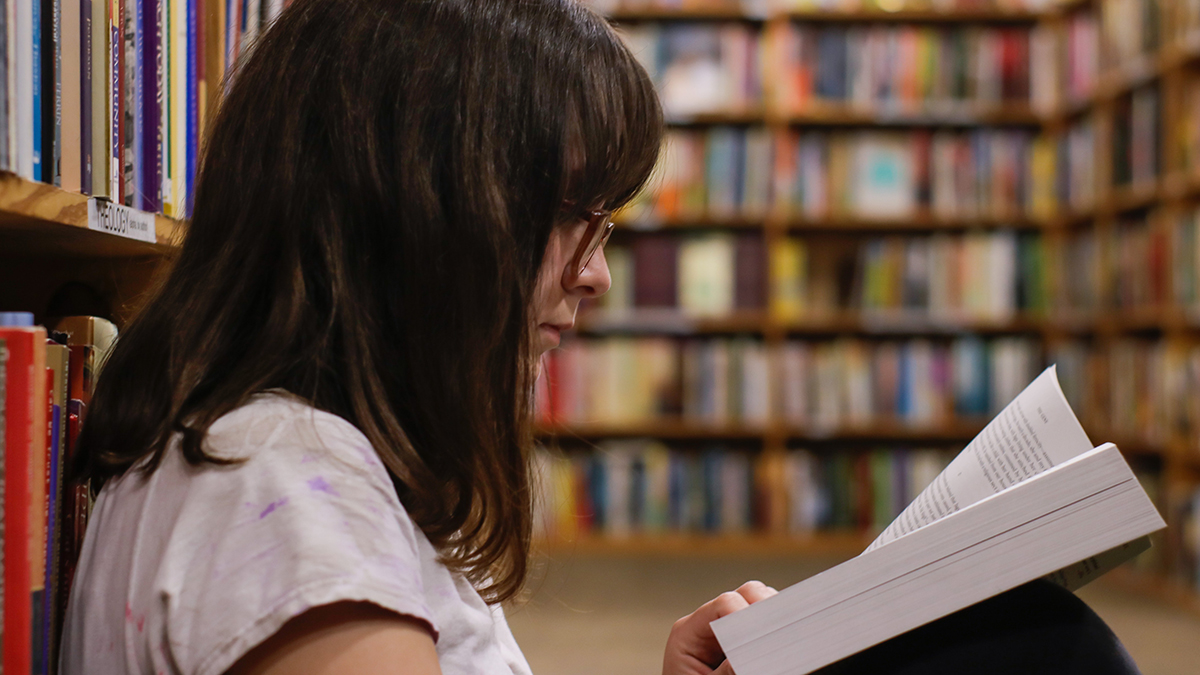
[562,8,664,216]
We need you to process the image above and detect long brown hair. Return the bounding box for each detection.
[75,0,662,603]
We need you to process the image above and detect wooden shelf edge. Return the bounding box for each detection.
[532,532,872,557]
[535,420,986,442]
[0,171,184,254]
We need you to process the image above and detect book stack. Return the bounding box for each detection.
[618,21,762,120]
[1099,0,1160,73]
[770,23,1033,116]
[593,233,765,317]
[772,130,1037,220]
[1102,339,1199,446]
[1173,487,1200,591]
[1062,8,1100,104]
[1055,229,1101,314]
[532,442,957,540]
[1057,115,1098,212]
[1173,207,1200,313]
[1110,85,1160,188]
[776,337,1041,429]
[642,128,773,221]
[0,314,116,675]
[536,336,773,427]
[0,0,288,216]
[1110,213,1168,310]
[769,232,1046,322]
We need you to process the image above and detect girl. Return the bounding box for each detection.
[60,0,771,673]
[59,0,1143,673]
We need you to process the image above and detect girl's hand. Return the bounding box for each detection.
[662,580,778,675]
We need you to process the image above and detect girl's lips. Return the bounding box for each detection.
[539,324,562,347]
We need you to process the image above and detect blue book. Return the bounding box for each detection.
[185,0,196,216]
[33,0,43,181]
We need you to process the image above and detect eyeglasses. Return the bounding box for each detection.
[563,208,615,285]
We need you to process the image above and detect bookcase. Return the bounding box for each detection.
[2,0,1199,621]
[531,0,1200,614]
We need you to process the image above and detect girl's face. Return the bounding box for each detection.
[533,215,612,355]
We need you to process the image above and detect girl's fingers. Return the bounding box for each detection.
[734,580,778,605]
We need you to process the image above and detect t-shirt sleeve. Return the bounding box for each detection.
[158,402,438,675]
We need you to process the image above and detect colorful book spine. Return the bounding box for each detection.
[33,0,43,181]
[0,325,48,675]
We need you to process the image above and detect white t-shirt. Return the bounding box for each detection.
[60,393,533,675]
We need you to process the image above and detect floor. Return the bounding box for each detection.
[506,553,1200,675]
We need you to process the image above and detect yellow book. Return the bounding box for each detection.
[1031,135,1057,220]
[169,0,187,217]
[769,238,807,321]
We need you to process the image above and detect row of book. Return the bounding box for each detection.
[1,0,285,215]
[532,443,956,539]
[772,231,1046,320]
[599,230,1046,320]
[620,22,762,119]
[635,127,1046,222]
[534,335,1042,428]
[598,233,766,315]
[771,130,1040,220]
[769,24,1036,113]
[0,315,116,675]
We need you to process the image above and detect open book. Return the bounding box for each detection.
[711,366,1167,675]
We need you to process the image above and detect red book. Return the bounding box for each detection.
[1,326,49,675]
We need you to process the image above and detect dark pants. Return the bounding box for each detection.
[814,580,1141,675]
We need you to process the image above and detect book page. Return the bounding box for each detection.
[867,366,1093,551]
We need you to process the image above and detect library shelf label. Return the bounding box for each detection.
[87,198,157,244]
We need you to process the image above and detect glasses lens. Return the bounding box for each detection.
[575,213,614,277]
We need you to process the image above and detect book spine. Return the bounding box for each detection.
[122,0,134,205]
[49,0,62,187]
[185,0,195,217]
[1,327,48,675]
[168,0,185,217]
[32,0,42,181]
[132,0,143,207]
[109,0,120,199]
[0,0,6,170]
[81,0,91,193]
[90,0,107,198]
[60,0,81,192]
[140,0,160,212]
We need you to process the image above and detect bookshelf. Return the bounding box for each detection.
[527,0,1200,614]
[3,0,1199,614]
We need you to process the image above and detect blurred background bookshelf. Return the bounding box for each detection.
[522,0,1200,620]
[2,0,1200,656]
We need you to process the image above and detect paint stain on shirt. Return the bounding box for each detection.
[307,476,340,496]
[259,497,289,519]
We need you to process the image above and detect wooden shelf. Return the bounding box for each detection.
[607,6,767,22]
[576,309,767,334]
[774,312,1051,335]
[613,215,765,230]
[533,532,872,557]
[665,110,766,126]
[537,420,767,440]
[782,8,1043,23]
[0,172,183,257]
[536,420,985,443]
[775,105,1040,127]
[781,214,1044,232]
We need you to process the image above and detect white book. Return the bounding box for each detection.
[712,366,1166,675]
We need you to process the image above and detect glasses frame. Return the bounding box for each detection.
[563,208,615,285]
